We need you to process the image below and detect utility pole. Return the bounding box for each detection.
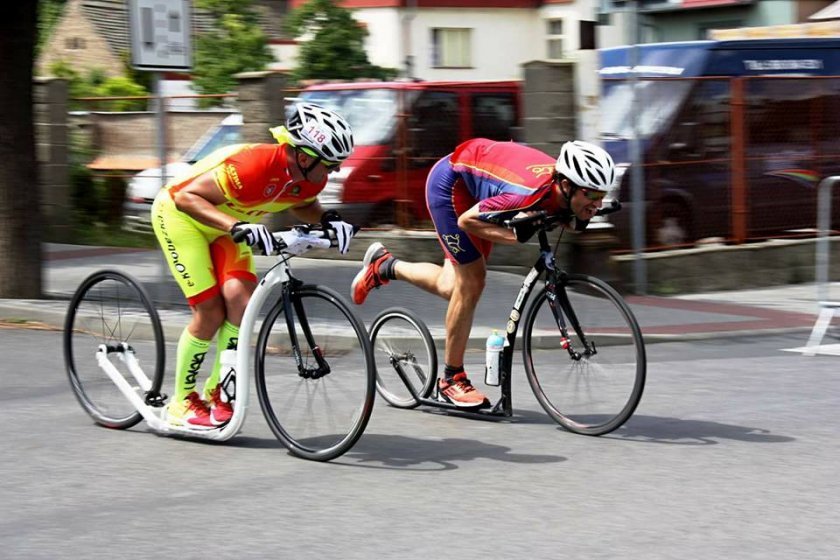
[627,0,647,295]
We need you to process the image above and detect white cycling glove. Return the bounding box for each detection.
[230,222,277,255]
[321,211,356,255]
[327,221,355,254]
[276,229,315,256]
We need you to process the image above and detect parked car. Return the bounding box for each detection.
[297,80,522,226]
[123,114,243,232]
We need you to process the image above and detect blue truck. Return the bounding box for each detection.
[598,38,840,247]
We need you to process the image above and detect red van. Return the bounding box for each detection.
[298,80,521,226]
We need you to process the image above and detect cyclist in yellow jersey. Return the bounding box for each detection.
[152,103,356,429]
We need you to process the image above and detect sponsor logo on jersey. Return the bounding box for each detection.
[225,164,244,190]
[526,163,555,178]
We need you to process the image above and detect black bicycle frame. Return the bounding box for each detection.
[387,228,588,418]
[282,279,331,379]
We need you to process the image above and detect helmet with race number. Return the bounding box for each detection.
[281,102,354,164]
[555,140,616,192]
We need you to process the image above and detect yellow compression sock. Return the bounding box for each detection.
[203,320,240,400]
[173,328,211,402]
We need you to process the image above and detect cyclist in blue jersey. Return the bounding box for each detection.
[350,139,616,408]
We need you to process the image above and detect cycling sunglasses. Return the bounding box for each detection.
[579,187,607,202]
[299,147,341,170]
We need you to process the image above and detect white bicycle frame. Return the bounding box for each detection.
[94,231,333,441]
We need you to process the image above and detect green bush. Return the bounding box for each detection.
[69,163,97,218]
[49,60,148,111]
[101,175,128,225]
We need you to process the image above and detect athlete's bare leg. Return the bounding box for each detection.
[219,278,256,326]
[188,296,226,340]
[394,258,486,367]
[442,259,485,367]
[186,277,255,338]
[394,259,454,300]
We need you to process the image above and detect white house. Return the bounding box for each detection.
[289,0,623,139]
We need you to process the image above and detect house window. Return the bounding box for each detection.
[546,19,564,60]
[431,28,471,68]
[65,37,86,50]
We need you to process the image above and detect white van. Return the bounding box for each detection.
[123,114,243,232]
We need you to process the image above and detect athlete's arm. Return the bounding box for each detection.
[457,203,518,245]
[289,199,326,224]
[171,170,241,231]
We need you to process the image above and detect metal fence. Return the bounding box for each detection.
[602,75,840,251]
[67,77,840,250]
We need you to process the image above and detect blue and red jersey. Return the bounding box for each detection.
[446,139,562,222]
[426,139,580,264]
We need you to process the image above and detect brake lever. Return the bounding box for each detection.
[596,199,622,217]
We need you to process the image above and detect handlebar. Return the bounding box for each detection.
[275,227,333,253]
[232,223,353,255]
[502,199,622,230]
[597,199,622,217]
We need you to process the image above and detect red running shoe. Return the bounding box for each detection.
[350,242,392,305]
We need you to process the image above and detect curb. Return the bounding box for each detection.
[0,299,813,348]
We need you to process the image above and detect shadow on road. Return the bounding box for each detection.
[597,415,796,445]
[332,434,567,470]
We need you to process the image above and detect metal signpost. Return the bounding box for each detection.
[626,0,647,294]
[601,0,647,294]
[128,0,192,303]
[128,0,192,188]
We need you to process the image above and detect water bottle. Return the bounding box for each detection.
[485,330,505,386]
[219,349,237,404]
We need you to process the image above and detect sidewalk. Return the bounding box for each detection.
[0,243,831,347]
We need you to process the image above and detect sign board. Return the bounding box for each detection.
[709,21,840,41]
[129,0,192,71]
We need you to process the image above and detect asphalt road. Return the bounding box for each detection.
[2,326,838,559]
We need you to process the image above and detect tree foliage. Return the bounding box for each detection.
[192,0,273,107]
[37,0,66,57]
[285,0,398,83]
[49,61,148,111]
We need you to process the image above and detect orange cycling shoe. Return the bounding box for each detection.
[438,372,490,408]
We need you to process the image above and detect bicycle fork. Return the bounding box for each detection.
[545,277,596,360]
[283,285,331,380]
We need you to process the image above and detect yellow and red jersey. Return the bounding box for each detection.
[166,142,326,225]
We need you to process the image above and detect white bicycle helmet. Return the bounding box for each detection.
[555,140,616,192]
[282,102,354,164]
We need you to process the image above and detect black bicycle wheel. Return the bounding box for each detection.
[255,285,375,461]
[63,270,165,429]
[522,273,645,436]
[369,307,437,409]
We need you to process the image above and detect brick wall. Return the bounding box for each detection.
[34,78,70,238]
[522,60,577,157]
[88,112,239,159]
[235,70,289,143]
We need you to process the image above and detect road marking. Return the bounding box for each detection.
[782,343,840,356]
